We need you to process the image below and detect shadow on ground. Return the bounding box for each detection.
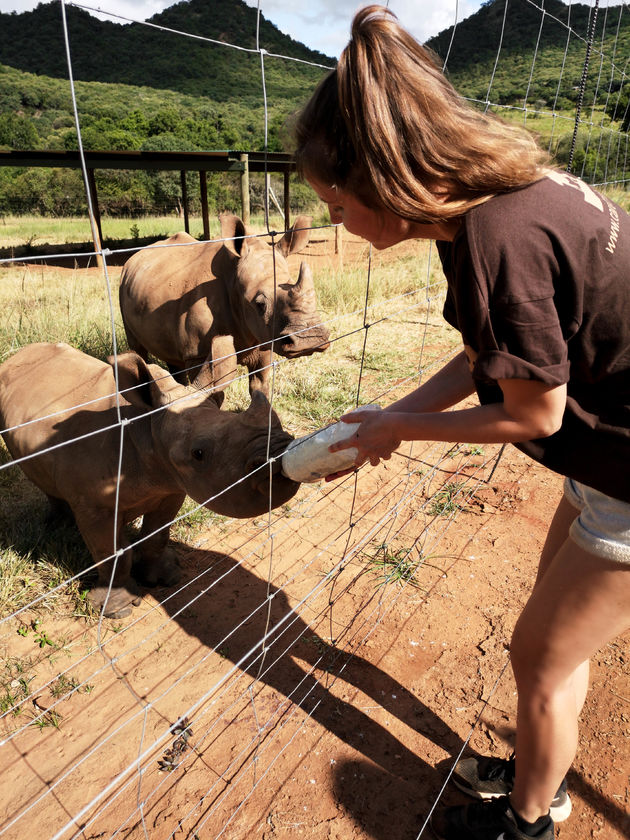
[0,236,164,268]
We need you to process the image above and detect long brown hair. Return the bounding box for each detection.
[294,4,548,222]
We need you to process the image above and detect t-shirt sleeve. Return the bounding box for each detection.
[451,211,572,387]
[473,295,571,386]
[442,284,458,332]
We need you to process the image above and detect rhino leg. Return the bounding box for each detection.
[45,494,74,527]
[131,495,185,588]
[191,335,238,406]
[73,507,141,619]
[122,321,149,362]
[247,348,272,397]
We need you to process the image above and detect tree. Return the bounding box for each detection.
[0,112,39,149]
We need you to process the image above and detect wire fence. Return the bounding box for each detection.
[0,1,627,838]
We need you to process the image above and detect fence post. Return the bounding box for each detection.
[240,153,250,225]
[199,170,210,240]
[85,167,103,268]
[283,170,290,229]
[180,170,190,234]
[335,224,343,264]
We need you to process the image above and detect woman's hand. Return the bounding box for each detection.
[324,409,402,480]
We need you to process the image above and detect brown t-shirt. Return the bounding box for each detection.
[437,171,630,502]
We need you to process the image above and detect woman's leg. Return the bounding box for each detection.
[532,496,589,718]
[509,509,630,823]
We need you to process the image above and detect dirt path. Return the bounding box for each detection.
[1,442,628,839]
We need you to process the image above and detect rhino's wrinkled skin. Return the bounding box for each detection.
[0,343,299,618]
[119,214,330,402]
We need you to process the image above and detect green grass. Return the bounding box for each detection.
[170,497,230,541]
[428,482,470,517]
[364,543,422,589]
[0,444,96,618]
[0,211,294,251]
[0,262,125,363]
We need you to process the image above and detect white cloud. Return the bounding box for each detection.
[253,0,484,56]
[0,0,174,24]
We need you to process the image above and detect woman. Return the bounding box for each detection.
[293,6,630,840]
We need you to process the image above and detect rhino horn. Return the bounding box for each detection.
[290,262,316,304]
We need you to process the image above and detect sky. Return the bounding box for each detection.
[0,0,488,57]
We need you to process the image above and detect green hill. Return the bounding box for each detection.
[0,0,333,102]
[427,0,630,116]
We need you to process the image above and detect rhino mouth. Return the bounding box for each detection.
[246,437,299,497]
[250,459,299,496]
[275,331,331,358]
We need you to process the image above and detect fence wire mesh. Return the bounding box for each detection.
[0,1,627,839]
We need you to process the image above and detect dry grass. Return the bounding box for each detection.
[0,225,459,620]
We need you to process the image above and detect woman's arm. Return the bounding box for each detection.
[329,376,567,470]
[384,379,565,442]
[385,350,476,414]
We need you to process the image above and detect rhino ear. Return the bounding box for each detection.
[220,214,248,257]
[276,215,312,257]
[107,352,169,409]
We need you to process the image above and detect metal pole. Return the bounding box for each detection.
[86,168,103,266]
[283,170,290,228]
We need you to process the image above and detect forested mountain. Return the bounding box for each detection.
[0,0,333,101]
[427,0,630,119]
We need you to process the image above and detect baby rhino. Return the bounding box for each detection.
[0,342,299,618]
[119,214,330,402]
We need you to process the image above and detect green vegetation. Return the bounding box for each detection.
[0,0,330,216]
[428,482,470,517]
[428,0,628,112]
[364,543,422,588]
[0,213,201,249]
[425,0,630,184]
[0,0,332,101]
[0,261,122,361]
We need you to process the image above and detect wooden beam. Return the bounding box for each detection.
[180,170,190,234]
[239,153,250,225]
[199,170,210,240]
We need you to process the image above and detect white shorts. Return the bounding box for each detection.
[564,477,630,565]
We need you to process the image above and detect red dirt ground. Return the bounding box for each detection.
[2,446,628,839]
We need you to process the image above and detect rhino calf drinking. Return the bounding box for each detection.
[119,214,330,403]
[0,343,299,618]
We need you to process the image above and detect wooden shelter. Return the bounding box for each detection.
[0,149,295,255]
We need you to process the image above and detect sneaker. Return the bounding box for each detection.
[431,795,555,840]
[452,754,572,822]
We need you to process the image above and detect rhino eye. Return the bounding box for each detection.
[192,448,205,462]
[253,292,267,316]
